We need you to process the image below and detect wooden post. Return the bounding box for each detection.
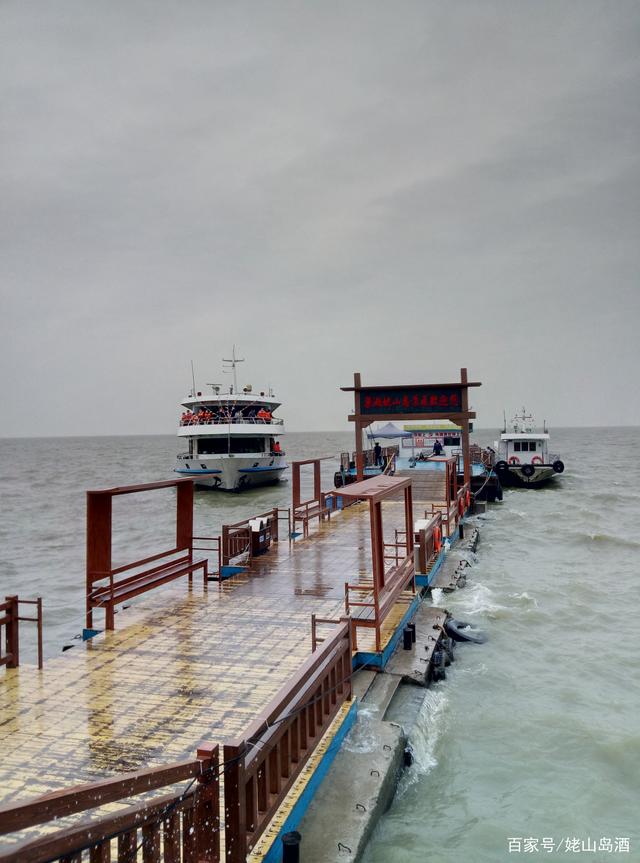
[223,741,247,863]
[196,744,220,863]
[370,500,385,592]
[36,597,43,670]
[313,460,321,507]
[292,462,301,511]
[418,529,426,574]
[461,367,471,487]
[353,373,364,481]
[5,596,19,668]
[404,485,414,557]
[86,493,112,630]
[176,480,194,557]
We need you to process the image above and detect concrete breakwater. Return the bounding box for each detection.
[299,526,482,862]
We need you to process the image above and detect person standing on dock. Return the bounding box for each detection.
[374,441,382,466]
[433,438,443,456]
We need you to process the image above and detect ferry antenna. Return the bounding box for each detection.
[190,359,197,398]
[222,344,245,394]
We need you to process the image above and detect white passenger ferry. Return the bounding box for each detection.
[174,350,286,491]
[493,409,565,488]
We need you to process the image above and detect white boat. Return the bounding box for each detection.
[174,349,287,491]
[493,409,565,489]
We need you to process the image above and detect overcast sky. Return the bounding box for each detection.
[1,1,639,436]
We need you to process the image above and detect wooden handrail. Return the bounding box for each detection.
[0,791,197,863]
[0,758,208,835]
[243,621,350,745]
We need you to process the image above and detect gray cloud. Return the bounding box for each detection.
[1,0,639,435]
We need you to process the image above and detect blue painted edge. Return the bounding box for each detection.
[174,468,223,475]
[354,593,422,670]
[238,466,287,473]
[82,628,101,641]
[259,700,358,863]
[290,531,302,539]
[415,546,446,588]
[220,565,249,578]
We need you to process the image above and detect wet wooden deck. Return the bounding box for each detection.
[0,499,411,808]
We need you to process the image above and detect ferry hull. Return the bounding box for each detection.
[496,464,559,489]
[175,456,287,491]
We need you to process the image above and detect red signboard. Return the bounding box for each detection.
[359,386,463,416]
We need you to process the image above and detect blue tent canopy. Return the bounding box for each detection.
[366,422,413,440]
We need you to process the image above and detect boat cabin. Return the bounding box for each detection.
[496,433,549,465]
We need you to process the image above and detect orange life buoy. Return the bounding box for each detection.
[434,525,442,553]
[508,456,520,465]
[465,488,471,508]
[531,456,543,465]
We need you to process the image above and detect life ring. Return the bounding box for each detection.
[433,525,442,553]
[531,456,543,465]
[508,456,520,465]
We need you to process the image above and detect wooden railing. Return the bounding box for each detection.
[0,747,220,863]
[345,555,415,651]
[456,482,471,521]
[395,509,443,575]
[423,481,469,539]
[223,621,353,862]
[339,446,399,472]
[221,508,282,566]
[0,621,354,863]
[0,596,43,671]
[292,496,333,538]
[192,534,222,578]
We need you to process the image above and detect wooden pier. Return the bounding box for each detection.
[0,370,478,863]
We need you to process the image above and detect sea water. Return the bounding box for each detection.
[363,426,640,862]
[1,428,638,859]
[0,431,351,654]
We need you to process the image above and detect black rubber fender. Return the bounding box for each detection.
[521,464,535,478]
[495,460,508,473]
[445,618,487,644]
[553,460,565,474]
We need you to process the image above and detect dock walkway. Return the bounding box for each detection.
[0,500,409,808]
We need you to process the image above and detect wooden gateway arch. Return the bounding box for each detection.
[341,368,481,485]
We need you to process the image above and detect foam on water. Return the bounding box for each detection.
[399,688,449,794]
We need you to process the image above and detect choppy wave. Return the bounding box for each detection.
[399,688,449,792]
[568,531,640,549]
[365,426,640,862]
[446,581,507,617]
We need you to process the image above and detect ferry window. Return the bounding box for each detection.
[230,437,265,453]
[514,442,521,451]
[198,438,228,455]
[443,436,460,446]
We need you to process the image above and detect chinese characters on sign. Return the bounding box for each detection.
[507,836,630,854]
[359,387,463,416]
